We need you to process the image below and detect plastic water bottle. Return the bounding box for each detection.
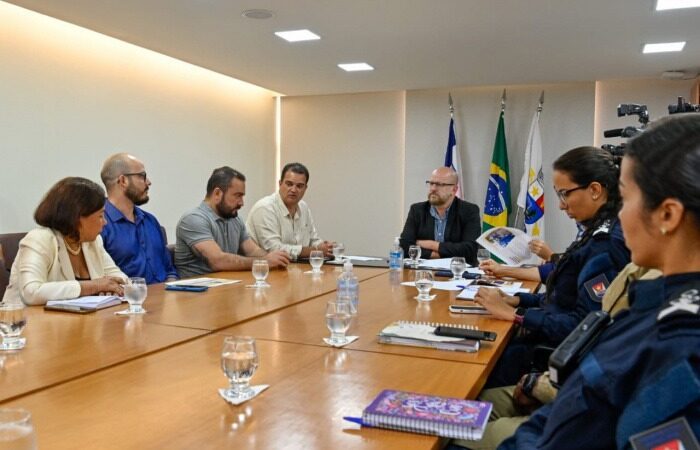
[389,236,404,271]
[337,261,359,315]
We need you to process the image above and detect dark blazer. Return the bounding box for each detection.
[399,198,481,266]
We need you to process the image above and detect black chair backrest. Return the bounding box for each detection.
[0,244,9,299]
[0,232,27,273]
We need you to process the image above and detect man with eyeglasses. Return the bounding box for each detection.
[246,162,334,260]
[100,152,178,284]
[399,167,481,265]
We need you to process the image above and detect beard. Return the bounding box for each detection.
[125,184,149,206]
[216,198,238,219]
[428,192,449,207]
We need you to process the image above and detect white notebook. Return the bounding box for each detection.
[46,296,123,312]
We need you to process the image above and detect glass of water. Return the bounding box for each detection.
[414,270,435,301]
[252,259,270,287]
[0,408,37,450]
[408,245,421,267]
[221,336,259,400]
[450,257,467,281]
[309,250,324,274]
[325,298,353,345]
[123,277,147,314]
[0,303,27,351]
[477,249,491,265]
[332,242,345,262]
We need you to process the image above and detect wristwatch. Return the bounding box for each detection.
[513,307,526,325]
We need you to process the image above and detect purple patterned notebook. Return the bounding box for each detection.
[362,389,492,440]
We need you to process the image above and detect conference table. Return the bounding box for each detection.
[0,263,538,449]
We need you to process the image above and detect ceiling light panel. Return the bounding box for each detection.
[656,0,700,10]
[642,41,686,53]
[338,63,374,72]
[274,29,320,42]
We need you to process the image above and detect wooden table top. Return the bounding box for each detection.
[126,264,388,331]
[221,271,536,367]
[4,335,487,450]
[0,306,207,403]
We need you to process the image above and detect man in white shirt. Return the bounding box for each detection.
[246,163,334,261]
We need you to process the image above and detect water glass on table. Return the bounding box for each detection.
[0,408,37,450]
[251,259,270,287]
[450,257,467,280]
[221,336,259,401]
[122,277,147,314]
[332,242,345,262]
[0,303,27,351]
[309,250,324,274]
[408,245,421,267]
[414,270,435,301]
[325,298,353,345]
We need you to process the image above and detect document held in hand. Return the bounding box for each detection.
[477,226,540,266]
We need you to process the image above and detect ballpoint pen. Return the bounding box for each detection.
[342,416,374,428]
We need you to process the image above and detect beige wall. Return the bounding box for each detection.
[0,2,276,239]
[280,92,406,256]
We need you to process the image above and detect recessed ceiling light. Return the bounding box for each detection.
[274,29,320,42]
[338,63,374,72]
[643,42,686,53]
[656,0,700,10]
[241,9,274,20]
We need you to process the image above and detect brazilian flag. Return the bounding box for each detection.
[483,111,511,232]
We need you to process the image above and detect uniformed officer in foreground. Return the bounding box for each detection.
[499,114,700,449]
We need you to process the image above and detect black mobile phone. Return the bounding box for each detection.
[434,326,497,341]
[448,305,490,315]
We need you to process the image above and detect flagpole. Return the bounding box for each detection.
[449,92,454,118]
[501,89,506,113]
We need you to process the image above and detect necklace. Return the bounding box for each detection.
[64,239,82,256]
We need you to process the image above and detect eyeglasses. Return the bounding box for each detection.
[425,181,456,188]
[123,172,148,182]
[555,185,587,204]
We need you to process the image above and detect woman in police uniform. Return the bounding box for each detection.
[477,146,631,388]
[499,113,700,449]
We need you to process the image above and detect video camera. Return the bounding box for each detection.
[668,96,700,114]
[601,103,649,156]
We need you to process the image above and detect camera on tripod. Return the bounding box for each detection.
[668,96,700,114]
[602,103,650,155]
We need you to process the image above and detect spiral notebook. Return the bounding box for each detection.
[377,321,480,353]
[362,389,492,440]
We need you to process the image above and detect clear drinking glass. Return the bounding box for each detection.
[309,250,324,274]
[408,245,421,267]
[414,270,435,301]
[332,243,345,262]
[325,298,353,344]
[477,249,491,265]
[450,257,467,281]
[0,303,27,350]
[221,336,259,400]
[0,408,37,450]
[123,277,147,314]
[251,259,270,287]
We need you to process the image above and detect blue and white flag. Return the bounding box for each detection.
[444,117,464,198]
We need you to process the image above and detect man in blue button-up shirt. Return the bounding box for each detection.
[100,153,177,284]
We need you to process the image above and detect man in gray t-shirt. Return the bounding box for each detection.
[175,167,290,278]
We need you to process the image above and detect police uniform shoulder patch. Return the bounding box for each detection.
[584,273,610,303]
[658,289,700,321]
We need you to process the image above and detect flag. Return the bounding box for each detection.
[444,117,464,197]
[483,111,511,231]
[516,110,545,238]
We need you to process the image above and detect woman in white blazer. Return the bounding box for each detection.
[2,177,126,306]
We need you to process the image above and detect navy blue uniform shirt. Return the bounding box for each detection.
[101,200,177,284]
[500,273,700,450]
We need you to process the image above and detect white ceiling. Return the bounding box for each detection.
[6,0,700,96]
